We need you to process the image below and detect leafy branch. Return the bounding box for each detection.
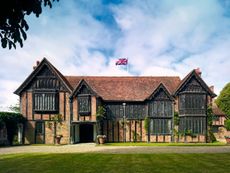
[0,0,59,49]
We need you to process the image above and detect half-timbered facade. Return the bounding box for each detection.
[14,58,216,144]
[212,103,227,132]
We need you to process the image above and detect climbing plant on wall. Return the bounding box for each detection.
[207,106,216,143]
[0,112,25,145]
[96,106,106,135]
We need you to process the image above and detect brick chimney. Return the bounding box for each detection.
[209,85,215,105]
[209,85,214,92]
[195,67,202,77]
[33,60,40,70]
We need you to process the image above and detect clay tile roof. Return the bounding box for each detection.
[212,103,226,116]
[65,76,181,101]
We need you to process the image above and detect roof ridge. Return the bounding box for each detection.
[64,75,180,78]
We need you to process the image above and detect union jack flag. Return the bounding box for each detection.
[115,58,128,65]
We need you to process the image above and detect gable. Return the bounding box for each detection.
[174,70,216,97]
[14,58,72,95]
[78,85,91,95]
[28,65,65,90]
[180,77,205,93]
[147,83,174,101]
[36,65,55,76]
[70,80,98,99]
[153,89,172,100]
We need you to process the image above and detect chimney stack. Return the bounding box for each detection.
[209,85,214,92]
[33,60,40,70]
[195,67,202,77]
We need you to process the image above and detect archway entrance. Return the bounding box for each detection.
[79,124,94,143]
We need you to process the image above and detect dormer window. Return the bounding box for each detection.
[33,91,59,113]
[78,95,91,115]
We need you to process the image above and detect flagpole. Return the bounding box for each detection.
[126,58,129,73]
[115,58,129,73]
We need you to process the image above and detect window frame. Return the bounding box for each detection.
[149,100,173,118]
[77,95,91,115]
[150,118,172,135]
[179,116,206,134]
[33,90,59,113]
[179,93,206,115]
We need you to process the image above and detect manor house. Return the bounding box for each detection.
[14,58,216,144]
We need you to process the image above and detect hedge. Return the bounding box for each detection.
[0,112,25,145]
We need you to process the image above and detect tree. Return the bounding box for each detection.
[8,100,20,113]
[0,0,59,49]
[216,82,230,118]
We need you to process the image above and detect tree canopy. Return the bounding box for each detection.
[216,82,230,118]
[8,99,20,113]
[0,0,59,49]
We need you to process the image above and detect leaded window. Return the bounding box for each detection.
[179,94,206,115]
[34,92,59,112]
[149,101,172,117]
[150,119,172,134]
[78,95,91,115]
[106,103,146,119]
[148,90,173,135]
[106,104,123,119]
[126,104,146,119]
[179,117,206,134]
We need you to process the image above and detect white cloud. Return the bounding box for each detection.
[0,0,230,109]
[112,0,230,93]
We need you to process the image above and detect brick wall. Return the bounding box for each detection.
[72,96,97,122]
[24,121,35,144]
[103,119,207,143]
[91,96,97,121]
[20,89,207,144]
[174,97,179,113]
[72,98,78,121]
[21,91,70,144]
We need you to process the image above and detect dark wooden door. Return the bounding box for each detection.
[79,124,93,143]
[35,121,45,144]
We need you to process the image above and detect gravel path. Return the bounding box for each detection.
[1,144,230,155]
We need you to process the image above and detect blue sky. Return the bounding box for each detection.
[1,0,230,110]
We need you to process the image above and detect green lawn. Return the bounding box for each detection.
[0,153,230,173]
[102,141,226,146]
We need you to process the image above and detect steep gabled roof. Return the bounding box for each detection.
[14,58,73,95]
[174,69,216,97]
[147,83,174,101]
[65,76,181,101]
[70,79,99,99]
[15,58,216,102]
[212,103,226,116]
